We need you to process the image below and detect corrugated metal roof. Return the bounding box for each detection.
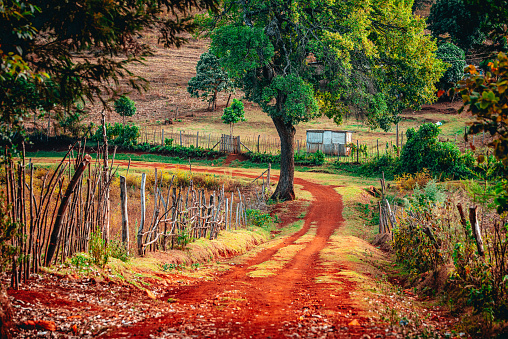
[305,129,355,133]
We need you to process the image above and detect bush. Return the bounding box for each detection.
[395,169,432,192]
[246,209,274,227]
[435,42,466,90]
[108,239,130,262]
[92,123,140,148]
[398,123,474,179]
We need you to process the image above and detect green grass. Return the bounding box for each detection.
[26,150,226,166]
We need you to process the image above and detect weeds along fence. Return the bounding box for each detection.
[2,143,266,288]
[3,145,112,288]
[134,167,266,255]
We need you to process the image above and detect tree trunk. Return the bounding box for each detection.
[271,115,295,201]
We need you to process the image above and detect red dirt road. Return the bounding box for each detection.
[99,162,382,338]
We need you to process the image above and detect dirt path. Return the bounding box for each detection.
[97,162,383,338]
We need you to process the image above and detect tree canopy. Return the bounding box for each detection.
[428,0,487,52]
[0,0,219,151]
[221,98,245,135]
[435,43,466,91]
[206,0,445,200]
[114,95,137,125]
[187,50,234,111]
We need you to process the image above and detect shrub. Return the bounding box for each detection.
[395,169,432,192]
[92,123,140,148]
[89,230,109,268]
[435,42,466,91]
[108,239,130,262]
[398,123,474,179]
[246,209,274,227]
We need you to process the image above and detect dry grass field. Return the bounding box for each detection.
[80,33,477,151]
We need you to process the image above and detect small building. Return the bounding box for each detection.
[306,129,354,156]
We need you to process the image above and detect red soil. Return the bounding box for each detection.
[98,162,383,338]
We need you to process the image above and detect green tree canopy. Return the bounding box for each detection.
[114,95,137,125]
[207,0,445,200]
[187,50,234,111]
[435,42,466,91]
[428,0,487,52]
[221,98,245,135]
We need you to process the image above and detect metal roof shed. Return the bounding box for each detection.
[306,129,354,156]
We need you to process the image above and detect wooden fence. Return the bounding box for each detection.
[2,143,268,288]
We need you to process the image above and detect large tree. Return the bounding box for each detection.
[0,0,219,149]
[207,0,445,200]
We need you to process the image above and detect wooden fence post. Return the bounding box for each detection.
[45,154,92,266]
[180,130,183,146]
[377,139,379,159]
[138,173,146,255]
[267,163,271,188]
[120,176,129,253]
[396,123,399,149]
[469,206,485,257]
[161,129,164,145]
[196,131,199,148]
[356,140,359,163]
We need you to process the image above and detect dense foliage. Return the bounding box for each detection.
[456,53,508,212]
[205,0,445,200]
[336,123,477,180]
[435,43,466,90]
[114,95,137,124]
[428,0,487,52]
[187,50,234,111]
[92,123,140,148]
[221,98,245,135]
[400,123,475,179]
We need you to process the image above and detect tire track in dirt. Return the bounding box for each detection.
[100,161,367,338]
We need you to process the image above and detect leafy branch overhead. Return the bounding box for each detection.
[0,0,219,149]
[455,52,508,212]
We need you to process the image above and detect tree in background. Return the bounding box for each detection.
[187,50,234,111]
[114,95,137,125]
[221,99,245,135]
[207,0,445,200]
[428,0,487,52]
[435,43,466,93]
[0,0,219,151]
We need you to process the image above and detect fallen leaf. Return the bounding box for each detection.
[67,315,82,320]
[72,324,78,334]
[348,319,360,326]
[36,320,57,331]
[146,290,156,299]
